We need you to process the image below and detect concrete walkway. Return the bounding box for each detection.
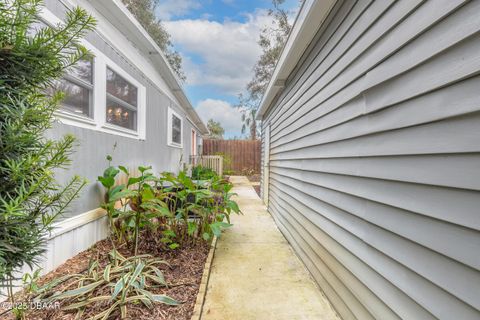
[201,176,340,320]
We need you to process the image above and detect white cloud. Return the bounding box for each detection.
[164,10,273,95]
[155,0,201,20]
[195,99,244,137]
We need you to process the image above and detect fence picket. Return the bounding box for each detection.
[202,139,260,174]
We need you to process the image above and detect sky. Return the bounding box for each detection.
[158,0,300,138]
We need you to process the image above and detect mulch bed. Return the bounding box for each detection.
[1,234,209,320]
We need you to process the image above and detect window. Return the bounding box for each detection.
[49,59,94,118]
[106,67,138,131]
[39,6,146,140]
[30,20,94,119]
[168,107,183,147]
[172,114,182,144]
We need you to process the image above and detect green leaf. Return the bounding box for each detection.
[138,165,152,173]
[148,266,166,285]
[202,232,211,241]
[108,185,124,198]
[169,243,180,250]
[209,224,221,237]
[141,187,155,201]
[209,221,233,237]
[109,189,136,202]
[36,274,79,293]
[111,276,127,301]
[126,261,145,291]
[187,222,197,236]
[127,217,136,228]
[103,166,119,178]
[162,229,176,238]
[227,200,240,214]
[51,280,104,300]
[118,165,129,175]
[103,265,111,282]
[138,296,154,309]
[98,176,115,189]
[111,249,127,262]
[127,176,142,186]
[151,294,181,305]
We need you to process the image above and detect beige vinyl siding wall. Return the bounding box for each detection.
[260,0,480,319]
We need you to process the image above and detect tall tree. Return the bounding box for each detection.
[206,119,225,139]
[236,0,294,140]
[0,0,92,301]
[122,0,185,81]
[238,94,258,140]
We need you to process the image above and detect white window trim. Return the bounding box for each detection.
[191,128,197,156]
[167,107,183,148]
[40,8,147,141]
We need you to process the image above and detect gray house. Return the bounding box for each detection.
[257,0,480,319]
[35,0,208,274]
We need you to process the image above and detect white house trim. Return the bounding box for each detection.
[167,106,184,148]
[256,0,337,119]
[50,208,106,238]
[191,128,197,156]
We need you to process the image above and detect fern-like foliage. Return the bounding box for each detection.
[0,0,95,300]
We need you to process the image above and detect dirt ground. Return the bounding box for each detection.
[1,234,209,320]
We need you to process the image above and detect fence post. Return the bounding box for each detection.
[218,156,223,177]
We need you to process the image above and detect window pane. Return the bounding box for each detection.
[50,79,91,117]
[172,114,181,144]
[69,59,92,83]
[106,68,137,107]
[106,99,137,130]
[47,57,93,118]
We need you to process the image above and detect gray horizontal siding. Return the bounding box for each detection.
[261,0,480,319]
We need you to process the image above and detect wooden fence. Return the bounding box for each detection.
[190,155,224,177]
[202,139,261,174]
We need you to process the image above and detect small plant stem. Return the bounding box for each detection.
[134,209,140,255]
[9,276,15,304]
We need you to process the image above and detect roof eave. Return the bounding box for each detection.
[256,0,337,120]
[88,0,209,135]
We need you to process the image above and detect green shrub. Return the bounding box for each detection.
[0,0,94,301]
[191,165,217,180]
[98,161,240,250]
[35,251,178,319]
[223,169,235,176]
[24,243,179,320]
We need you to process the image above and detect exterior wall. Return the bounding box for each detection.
[261,1,480,319]
[44,0,202,219]
[1,0,204,283]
